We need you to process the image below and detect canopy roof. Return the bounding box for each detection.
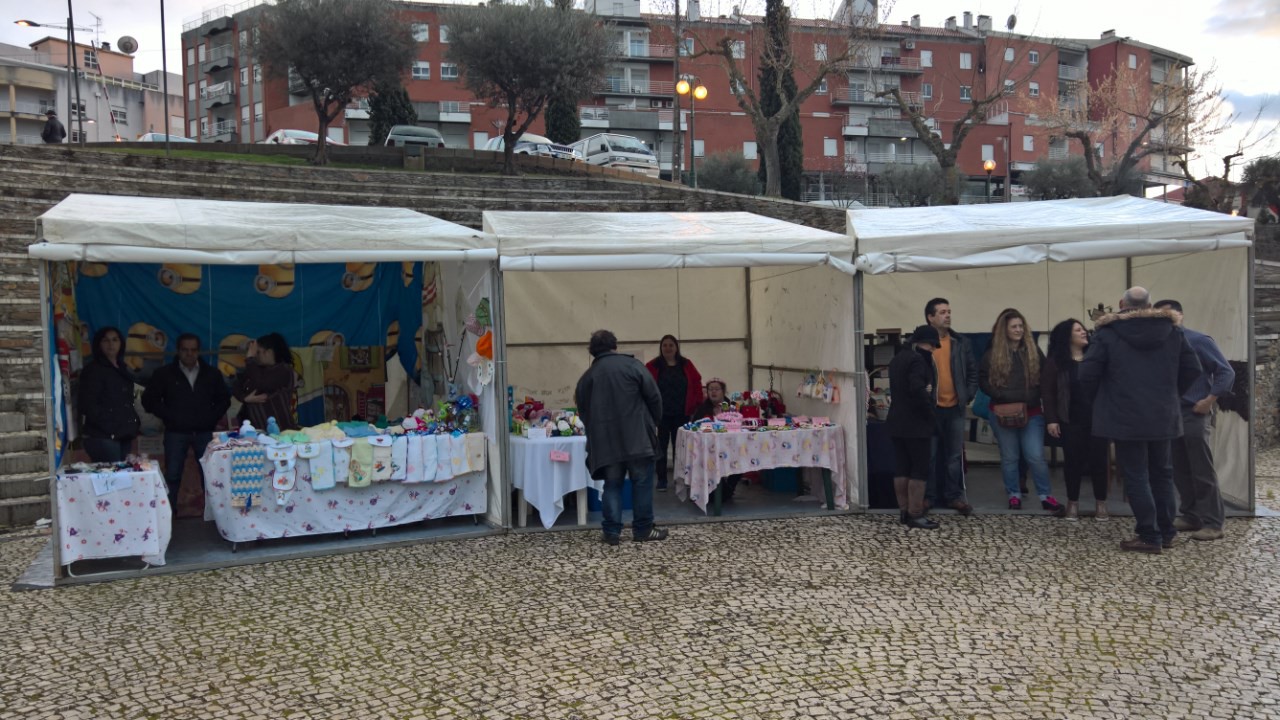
[30,194,495,264]
[850,196,1255,274]
[484,211,856,274]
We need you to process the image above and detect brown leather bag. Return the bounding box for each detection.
[990,402,1028,429]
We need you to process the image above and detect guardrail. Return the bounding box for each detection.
[600,79,674,95]
[1058,64,1086,81]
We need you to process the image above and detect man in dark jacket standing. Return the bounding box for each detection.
[1079,287,1201,554]
[575,329,668,545]
[888,325,941,530]
[142,334,231,513]
[924,297,977,515]
[42,109,66,144]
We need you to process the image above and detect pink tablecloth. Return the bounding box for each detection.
[674,426,848,512]
[57,468,172,566]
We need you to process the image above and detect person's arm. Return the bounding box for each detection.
[1040,358,1060,423]
[1194,336,1236,414]
[640,363,663,424]
[908,357,933,412]
[1077,335,1107,401]
[977,350,994,399]
[140,368,168,422]
[962,338,979,403]
[78,364,107,430]
[210,369,232,428]
[574,372,592,425]
[1177,334,1203,398]
[685,360,702,412]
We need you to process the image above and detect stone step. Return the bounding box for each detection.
[0,450,49,475]
[0,368,44,397]
[0,412,25,433]
[0,471,46,500]
[0,430,42,454]
[0,274,40,300]
[0,494,49,528]
[0,298,41,326]
[0,396,45,432]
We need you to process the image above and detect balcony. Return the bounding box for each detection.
[288,71,310,96]
[439,100,471,123]
[865,151,934,166]
[579,106,673,131]
[1048,145,1069,160]
[200,44,235,74]
[1151,67,1169,84]
[598,79,673,97]
[580,106,611,128]
[876,55,923,73]
[867,118,918,138]
[831,88,919,107]
[610,43,675,61]
[201,80,235,110]
[202,120,237,142]
[1058,64,1086,82]
[0,100,55,118]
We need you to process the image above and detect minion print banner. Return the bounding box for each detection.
[72,261,423,385]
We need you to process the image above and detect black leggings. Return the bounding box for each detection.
[656,415,686,483]
[1062,422,1109,502]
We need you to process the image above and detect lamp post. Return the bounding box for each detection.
[676,77,707,188]
[15,13,92,146]
[983,159,996,203]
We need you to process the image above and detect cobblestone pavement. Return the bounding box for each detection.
[3,454,1280,720]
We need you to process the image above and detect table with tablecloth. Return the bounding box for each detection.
[199,435,488,543]
[674,426,848,513]
[56,467,172,566]
[510,435,600,529]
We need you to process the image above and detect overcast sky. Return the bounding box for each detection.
[2,0,1276,172]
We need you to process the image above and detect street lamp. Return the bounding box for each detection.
[676,77,707,188]
[983,159,996,203]
[15,11,91,146]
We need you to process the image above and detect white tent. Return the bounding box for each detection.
[850,196,1257,511]
[486,210,863,513]
[31,195,509,579]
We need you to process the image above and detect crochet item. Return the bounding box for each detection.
[229,446,268,510]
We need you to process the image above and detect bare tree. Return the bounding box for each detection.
[444,3,612,175]
[256,0,415,165]
[1175,98,1279,213]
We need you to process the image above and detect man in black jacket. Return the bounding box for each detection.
[1079,287,1201,555]
[888,325,941,530]
[142,334,231,513]
[924,297,977,515]
[575,329,668,545]
[42,109,66,144]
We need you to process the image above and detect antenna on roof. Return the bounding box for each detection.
[1006,14,1017,31]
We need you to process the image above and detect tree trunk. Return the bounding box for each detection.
[940,161,959,205]
[761,123,782,197]
[314,116,330,166]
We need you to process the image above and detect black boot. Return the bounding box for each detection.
[906,479,940,529]
[905,514,940,530]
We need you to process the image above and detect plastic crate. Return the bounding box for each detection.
[761,468,799,494]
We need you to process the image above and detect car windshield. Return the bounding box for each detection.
[284,130,318,140]
[604,135,652,155]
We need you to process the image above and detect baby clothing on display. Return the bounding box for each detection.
[464,434,487,474]
[390,436,408,481]
[297,441,334,491]
[264,443,298,505]
[434,434,455,482]
[368,435,394,483]
[348,440,373,488]
[419,434,438,483]
[331,437,354,484]
[404,435,423,483]
[229,446,269,510]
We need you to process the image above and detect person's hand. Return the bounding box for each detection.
[1193,397,1215,415]
[1047,423,1061,438]
[925,384,933,394]
[244,391,267,403]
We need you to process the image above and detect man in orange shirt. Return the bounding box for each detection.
[925,298,976,515]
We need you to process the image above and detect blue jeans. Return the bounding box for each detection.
[1114,439,1176,545]
[83,437,132,463]
[163,431,212,508]
[600,458,655,538]
[930,404,968,503]
[990,415,1051,498]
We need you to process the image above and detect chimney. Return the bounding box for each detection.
[687,0,700,21]
[963,11,972,29]
[901,20,908,26]
[1101,29,1115,38]
[945,15,956,30]
[100,41,111,52]
[910,14,920,29]
[977,15,991,33]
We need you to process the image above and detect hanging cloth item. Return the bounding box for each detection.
[434,434,456,482]
[331,437,355,484]
[463,433,487,474]
[229,446,268,510]
[368,435,394,482]
[264,443,298,505]
[390,435,409,481]
[348,440,374,488]
[419,433,439,483]
[298,441,335,491]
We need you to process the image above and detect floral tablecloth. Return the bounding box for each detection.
[200,437,488,543]
[674,426,848,512]
[57,469,172,566]
[510,435,600,529]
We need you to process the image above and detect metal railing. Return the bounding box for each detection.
[1058,64,1086,81]
[611,43,674,59]
[600,79,674,95]
[864,152,934,165]
[202,80,234,100]
[203,120,237,139]
[0,100,53,115]
[207,44,234,63]
[1048,145,1069,160]
[580,107,610,121]
[832,88,919,106]
[878,55,922,70]
[10,134,45,145]
[1151,67,1169,84]
[182,0,267,31]
[439,101,470,114]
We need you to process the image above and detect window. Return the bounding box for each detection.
[959,52,972,70]
[239,30,248,49]
[1023,135,1034,152]
[440,25,450,43]
[188,82,197,101]
[200,117,209,135]
[693,139,704,157]
[1095,141,1104,159]
[1128,116,1138,129]
[1028,81,1040,98]
[1004,47,1014,62]
[83,49,99,71]
[730,79,745,95]
[186,47,195,66]
[253,65,262,83]
[240,68,249,86]
[921,50,933,67]
[679,37,694,57]
[254,101,263,122]
[817,78,828,95]
[199,79,208,97]
[1029,50,1039,65]
[412,61,431,80]
[1003,79,1015,95]
[441,63,459,80]
[189,120,197,138]
[111,108,127,124]
[922,82,933,100]
[823,138,838,157]
[981,144,994,161]
[70,129,83,143]
[814,43,827,62]
[1128,53,1137,69]
[241,105,250,125]
[198,44,206,62]
[743,141,757,160]
[411,23,429,42]
[731,40,745,59]
[959,85,972,101]
[253,28,260,44]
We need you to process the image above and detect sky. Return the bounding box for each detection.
[1,0,1276,174]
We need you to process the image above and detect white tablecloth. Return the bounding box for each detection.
[200,437,488,543]
[675,426,848,512]
[57,468,172,566]
[510,435,600,529]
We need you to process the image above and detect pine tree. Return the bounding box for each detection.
[366,78,418,146]
[755,0,803,200]
[543,0,583,145]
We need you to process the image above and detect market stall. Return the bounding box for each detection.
[30,194,507,579]
[850,196,1256,512]
[486,211,862,519]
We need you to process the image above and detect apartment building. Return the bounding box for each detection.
[0,40,183,145]
[179,0,1192,202]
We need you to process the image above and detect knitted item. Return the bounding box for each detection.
[390,436,408,481]
[229,446,268,510]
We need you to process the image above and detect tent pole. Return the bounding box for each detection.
[39,261,63,578]
[744,267,752,388]
[852,272,868,511]
[491,263,513,530]
[1248,240,1257,514]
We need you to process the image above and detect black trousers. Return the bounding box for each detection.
[656,415,686,484]
[1061,421,1109,502]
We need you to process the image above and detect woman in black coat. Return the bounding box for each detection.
[232,333,299,431]
[78,326,141,462]
[1042,318,1110,520]
[887,325,940,529]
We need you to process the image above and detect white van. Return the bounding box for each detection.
[384,125,445,148]
[570,133,660,178]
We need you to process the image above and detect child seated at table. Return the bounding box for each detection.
[691,378,741,502]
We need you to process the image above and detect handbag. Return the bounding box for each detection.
[971,389,991,420]
[990,402,1028,429]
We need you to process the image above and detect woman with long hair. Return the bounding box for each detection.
[78,326,142,462]
[233,332,299,431]
[979,309,1066,515]
[645,334,702,491]
[1042,319,1110,520]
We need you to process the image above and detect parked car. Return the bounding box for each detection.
[384,125,446,148]
[569,133,659,177]
[483,133,580,161]
[260,129,347,146]
[136,133,195,143]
